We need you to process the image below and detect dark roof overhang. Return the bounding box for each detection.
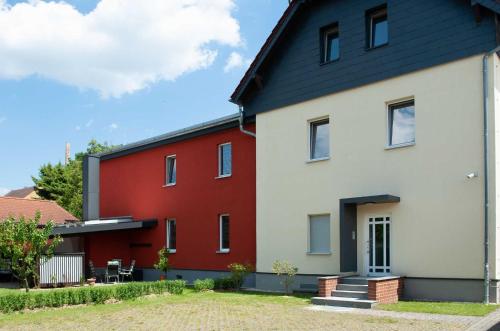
[52,219,158,236]
[340,194,400,206]
[472,0,500,15]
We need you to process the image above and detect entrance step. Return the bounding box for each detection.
[336,284,368,292]
[331,290,368,300]
[338,277,368,285]
[311,296,376,309]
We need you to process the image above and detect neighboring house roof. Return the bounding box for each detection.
[4,186,38,199]
[96,113,242,160]
[230,0,500,105]
[0,197,78,225]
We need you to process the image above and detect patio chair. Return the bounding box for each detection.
[105,261,120,283]
[119,260,135,282]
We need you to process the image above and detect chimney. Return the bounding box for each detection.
[65,143,70,165]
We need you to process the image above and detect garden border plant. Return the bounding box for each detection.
[0,280,186,313]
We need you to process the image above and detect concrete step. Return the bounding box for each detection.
[339,277,368,285]
[311,296,376,309]
[336,284,368,292]
[332,290,368,300]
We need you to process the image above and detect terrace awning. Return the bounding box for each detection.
[52,218,157,236]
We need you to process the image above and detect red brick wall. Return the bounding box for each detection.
[368,278,404,304]
[318,277,338,297]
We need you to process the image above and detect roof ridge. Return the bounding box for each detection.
[0,196,55,204]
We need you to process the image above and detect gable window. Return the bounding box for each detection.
[308,215,331,254]
[310,118,330,160]
[218,143,232,177]
[166,219,176,253]
[367,5,388,49]
[388,100,415,147]
[321,23,340,63]
[218,214,230,252]
[165,155,176,185]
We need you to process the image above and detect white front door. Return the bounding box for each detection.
[367,216,391,276]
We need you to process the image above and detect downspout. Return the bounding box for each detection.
[482,45,500,304]
[238,105,256,138]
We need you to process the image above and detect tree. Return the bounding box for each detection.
[272,260,298,295]
[32,140,117,219]
[228,263,253,291]
[0,213,62,292]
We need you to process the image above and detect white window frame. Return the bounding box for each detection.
[308,117,330,162]
[218,214,230,253]
[217,143,232,178]
[165,155,176,186]
[386,98,415,149]
[166,219,176,253]
[307,214,332,255]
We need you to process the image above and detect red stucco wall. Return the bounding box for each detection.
[86,125,256,271]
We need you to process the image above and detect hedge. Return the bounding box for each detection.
[0,280,186,313]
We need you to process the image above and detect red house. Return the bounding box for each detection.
[62,114,256,283]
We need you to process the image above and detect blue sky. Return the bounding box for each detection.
[0,0,287,194]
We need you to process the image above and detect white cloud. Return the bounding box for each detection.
[85,119,94,128]
[0,117,5,124]
[108,123,118,131]
[0,187,9,196]
[223,51,251,73]
[0,0,241,97]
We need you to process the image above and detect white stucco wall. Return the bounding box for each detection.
[256,55,492,279]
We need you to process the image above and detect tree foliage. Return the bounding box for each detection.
[32,140,117,219]
[0,213,62,292]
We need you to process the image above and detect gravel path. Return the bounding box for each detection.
[306,305,480,327]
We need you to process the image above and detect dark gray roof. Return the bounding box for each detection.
[96,113,241,160]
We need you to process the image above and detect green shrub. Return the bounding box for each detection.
[88,286,113,304]
[0,280,187,313]
[214,277,235,290]
[167,280,186,295]
[194,278,215,292]
[228,263,253,290]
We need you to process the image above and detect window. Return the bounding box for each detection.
[367,5,388,49]
[388,100,415,147]
[166,219,176,253]
[218,143,232,177]
[321,24,340,63]
[310,119,330,160]
[165,155,176,185]
[219,215,230,252]
[309,215,331,254]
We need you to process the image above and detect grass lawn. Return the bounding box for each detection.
[0,289,467,331]
[377,301,499,317]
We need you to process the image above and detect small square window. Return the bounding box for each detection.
[367,5,388,49]
[310,119,330,160]
[218,143,232,177]
[166,219,176,252]
[309,215,331,254]
[321,24,340,63]
[388,100,415,147]
[166,155,176,185]
[219,215,230,252]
